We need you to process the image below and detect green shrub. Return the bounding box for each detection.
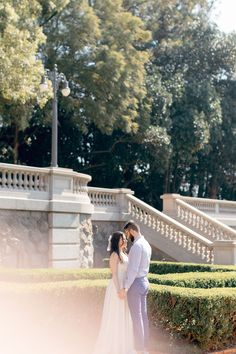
[0,279,236,351]
[148,271,236,288]
[149,261,236,274]
[149,284,236,350]
[0,267,110,283]
[0,279,108,354]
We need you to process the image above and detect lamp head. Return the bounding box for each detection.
[39,76,48,92]
[61,80,70,97]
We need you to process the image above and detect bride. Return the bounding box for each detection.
[92,231,135,354]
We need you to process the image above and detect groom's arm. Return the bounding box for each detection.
[124,243,142,290]
[119,245,142,299]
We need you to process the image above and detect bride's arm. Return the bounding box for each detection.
[109,252,120,293]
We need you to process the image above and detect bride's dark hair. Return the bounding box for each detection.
[110,231,124,262]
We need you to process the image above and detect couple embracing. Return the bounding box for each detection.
[93,220,152,354]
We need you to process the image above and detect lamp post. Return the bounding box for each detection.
[40,64,70,167]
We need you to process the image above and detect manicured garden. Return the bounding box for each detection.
[0,261,236,353]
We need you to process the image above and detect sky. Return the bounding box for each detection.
[211,0,236,32]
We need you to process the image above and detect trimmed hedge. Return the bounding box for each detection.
[148,271,236,288]
[0,267,110,282]
[0,279,108,354]
[148,284,236,351]
[149,261,236,274]
[0,279,235,351]
[1,265,236,352]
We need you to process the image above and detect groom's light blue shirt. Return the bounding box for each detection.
[124,235,152,290]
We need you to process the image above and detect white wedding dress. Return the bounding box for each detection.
[92,254,135,354]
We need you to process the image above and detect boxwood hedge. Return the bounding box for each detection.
[0,279,235,351]
[148,271,236,288]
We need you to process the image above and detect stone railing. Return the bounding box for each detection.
[0,164,49,192]
[88,187,118,207]
[161,194,236,242]
[87,187,133,221]
[175,198,236,241]
[0,163,91,199]
[127,194,213,263]
[73,176,89,194]
[180,195,236,214]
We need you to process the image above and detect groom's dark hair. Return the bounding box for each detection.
[124,220,140,232]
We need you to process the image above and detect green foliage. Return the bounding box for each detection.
[0,273,236,351]
[149,271,236,288]
[0,0,67,163]
[0,267,110,282]
[149,284,236,350]
[149,261,236,274]
[43,0,151,134]
[2,0,236,205]
[0,0,46,104]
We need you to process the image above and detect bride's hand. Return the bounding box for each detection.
[118,289,126,300]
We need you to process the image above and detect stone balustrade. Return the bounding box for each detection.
[88,187,133,221]
[180,195,236,214]
[0,163,91,203]
[127,194,213,263]
[162,194,236,241]
[0,165,48,192]
[88,187,118,207]
[175,198,236,241]
[0,163,93,269]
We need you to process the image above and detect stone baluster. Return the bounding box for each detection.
[7,171,12,188]
[13,171,18,188]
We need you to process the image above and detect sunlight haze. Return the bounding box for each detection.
[212,0,236,32]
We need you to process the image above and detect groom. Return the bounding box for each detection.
[119,220,152,354]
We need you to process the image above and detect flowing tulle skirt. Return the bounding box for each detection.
[92,279,135,354]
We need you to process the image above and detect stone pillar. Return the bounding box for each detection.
[161,194,180,216]
[116,188,134,221]
[213,240,236,265]
[48,167,94,268]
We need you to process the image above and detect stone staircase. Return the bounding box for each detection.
[127,194,213,263]
[89,188,236,265]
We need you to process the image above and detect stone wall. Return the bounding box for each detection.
[0,210,48,268]
[151,245,176,262]
[92,221,123,267]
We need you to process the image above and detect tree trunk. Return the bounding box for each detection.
[13,124,19,164]
[164,162,171,193]
[208,175,219,199]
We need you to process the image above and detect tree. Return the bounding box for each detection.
[0,0,68,163]
[42,0,151,134]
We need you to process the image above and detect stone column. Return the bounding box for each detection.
[48,167,94,268]
[161,194,180,216]
[116,188,134,221]
[213,240,236,265]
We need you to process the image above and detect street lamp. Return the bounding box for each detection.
[40,64,70,167]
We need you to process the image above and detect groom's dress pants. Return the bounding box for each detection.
[127,276,149,351]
